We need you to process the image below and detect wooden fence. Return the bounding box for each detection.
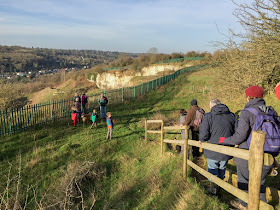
[0,65,204,136]
[145,120,276,210]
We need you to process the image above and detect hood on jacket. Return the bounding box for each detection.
[244,98,265,109]
[211,104,231,115]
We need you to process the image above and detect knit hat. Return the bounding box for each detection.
[191,99,197,106]
[245,85,264,98]
[275,82,280,100]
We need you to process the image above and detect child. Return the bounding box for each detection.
[178,109,187,154]
[68,106,78,127]
[106,112,114,139]
[90,109,98,128]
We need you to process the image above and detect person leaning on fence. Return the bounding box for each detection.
[81,92,88,114]
[199,99,238,195]
[98,93,108,119]
[219,85,279,209]
[106,112,114,140]
[181,99,205,158]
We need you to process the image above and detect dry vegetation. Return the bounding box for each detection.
[213,0,280,102]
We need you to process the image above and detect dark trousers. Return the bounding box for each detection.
[234,157,274,207]
[82,104,86,114]
[188,130,200,158]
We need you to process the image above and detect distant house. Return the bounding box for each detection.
[17,72,25,77]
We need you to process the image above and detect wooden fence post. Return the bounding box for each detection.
[161,120,164,155]
[183,126,189,180]
[145,119,147,141]
[248,130,266,210]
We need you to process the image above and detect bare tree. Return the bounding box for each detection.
[233,0,280,39]
[147,47,158,54]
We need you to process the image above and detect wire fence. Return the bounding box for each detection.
[0,65,203,136]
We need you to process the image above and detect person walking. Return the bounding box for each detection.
[81,92,88,114]
[98,93,108,119]
[181,99,205,158]
[199,99,238,195]
[219,85,279,209]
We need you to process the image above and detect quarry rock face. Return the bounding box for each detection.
[141,64,184,76]
[94,64,191,89]
[96,73,134,89]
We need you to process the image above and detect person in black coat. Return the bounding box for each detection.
[199,98,238,194]
[219,85,277,208]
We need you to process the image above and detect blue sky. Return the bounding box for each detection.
[0,0,245,53]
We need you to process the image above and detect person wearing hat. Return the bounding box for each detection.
[181,99,204,157]
[219,85,276,209]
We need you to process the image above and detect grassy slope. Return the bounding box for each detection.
[0,66,279,209]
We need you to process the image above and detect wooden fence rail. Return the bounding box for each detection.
[145,120,275,209]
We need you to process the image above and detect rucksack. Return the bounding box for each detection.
[194,108,205,127]
[245,107,280,155]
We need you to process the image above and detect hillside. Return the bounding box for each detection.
[0,66,279,209]
[0,45,130,74]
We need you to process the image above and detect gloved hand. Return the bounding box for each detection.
[219,137,226,144]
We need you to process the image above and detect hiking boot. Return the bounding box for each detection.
[230,200,247,210]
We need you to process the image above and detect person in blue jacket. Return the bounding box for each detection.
[106,112,114,139]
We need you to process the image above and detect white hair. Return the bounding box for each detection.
[210,98,221,107]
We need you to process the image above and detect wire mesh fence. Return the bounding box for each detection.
[0,65,203,136]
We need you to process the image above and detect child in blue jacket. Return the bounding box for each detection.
[106,112,114,139]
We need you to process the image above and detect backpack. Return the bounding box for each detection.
[194,108,205,127]
[245,107,280,154]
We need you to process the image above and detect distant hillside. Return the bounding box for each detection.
[0,45,139,74]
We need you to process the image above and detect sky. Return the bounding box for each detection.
[0,0,246,53]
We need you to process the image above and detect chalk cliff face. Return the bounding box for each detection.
[95,72,134,89]
[141,64,184,76]
[93,64,190,89]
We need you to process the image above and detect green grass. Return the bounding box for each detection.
[0,66,279,209]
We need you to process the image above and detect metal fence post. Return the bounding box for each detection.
[50,100,53,121]
[8,108,12,134]
[122,88,124,103]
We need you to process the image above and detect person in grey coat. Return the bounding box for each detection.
[199,99,238,194]
[178,109,187,154]
[219,85,277,208]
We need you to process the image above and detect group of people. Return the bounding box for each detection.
[179,85,280,209]
[67,85,280,208]
[68,92,114,139]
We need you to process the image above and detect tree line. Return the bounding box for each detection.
[0,45,137,74]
